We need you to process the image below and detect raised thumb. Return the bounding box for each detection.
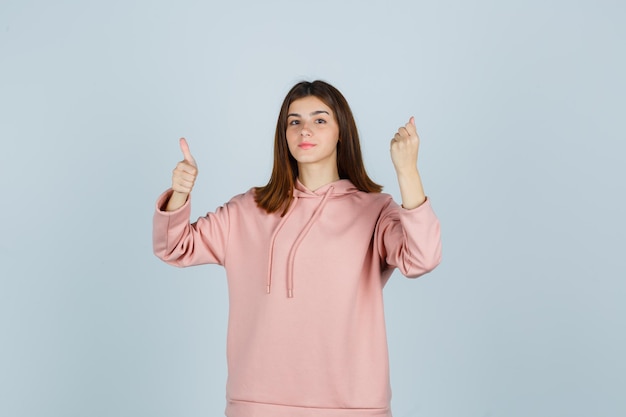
[179,137,196,165]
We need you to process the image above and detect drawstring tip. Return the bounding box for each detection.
[288,289,293,298]
[266,285,271,294]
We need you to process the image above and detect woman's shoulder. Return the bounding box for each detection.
[224,187,259,206]
[353,189,394,206]
[338,189,396,220]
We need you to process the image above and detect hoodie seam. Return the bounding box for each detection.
[228,398,390,411]
[222,202,232,267]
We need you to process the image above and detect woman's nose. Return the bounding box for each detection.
[300,123,312,136]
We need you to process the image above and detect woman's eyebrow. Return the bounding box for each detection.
[287,110,330,118]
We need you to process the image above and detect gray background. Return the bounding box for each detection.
[1,0,624,416]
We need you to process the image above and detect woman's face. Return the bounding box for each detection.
[285,96,340,169]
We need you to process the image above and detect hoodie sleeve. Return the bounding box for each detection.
[376,197,442,278]
[152,189,230,267]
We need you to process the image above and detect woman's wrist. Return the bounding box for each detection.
[165,191,189,211]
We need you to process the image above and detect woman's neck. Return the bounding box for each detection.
[298,164,340,191]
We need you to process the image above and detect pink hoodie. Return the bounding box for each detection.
[153,179,442,417]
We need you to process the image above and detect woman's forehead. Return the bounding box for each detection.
[288,96,333,114]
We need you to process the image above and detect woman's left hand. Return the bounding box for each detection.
[390,116,420,174]
[390,116,426,209]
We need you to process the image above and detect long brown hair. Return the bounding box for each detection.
[254,80,382,215]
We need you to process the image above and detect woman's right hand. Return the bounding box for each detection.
[166,138,198,211]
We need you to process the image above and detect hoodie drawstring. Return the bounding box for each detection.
[265,186,334,298]
[287,186,334,297]
[266,197,299,294]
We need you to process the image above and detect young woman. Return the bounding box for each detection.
[153,80,442,417]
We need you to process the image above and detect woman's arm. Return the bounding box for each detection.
[154,137,229,268]
[390,117,426,210]
[379,116,440,277]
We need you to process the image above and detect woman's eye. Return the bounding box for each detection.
[315,119,326,124]
[289,120,299,125]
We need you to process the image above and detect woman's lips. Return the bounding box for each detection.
[298,142,316,150]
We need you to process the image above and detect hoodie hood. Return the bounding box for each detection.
[266,179,359,298]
